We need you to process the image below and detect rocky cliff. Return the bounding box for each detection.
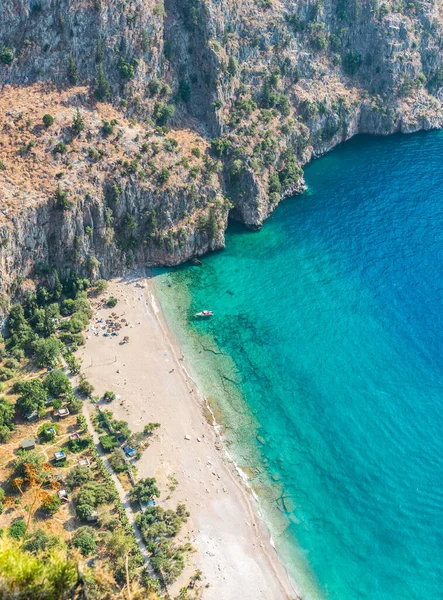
[1,0,443,294]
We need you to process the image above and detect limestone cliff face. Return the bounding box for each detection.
[0,0,443,293]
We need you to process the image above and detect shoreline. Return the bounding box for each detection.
[79,270,298,599]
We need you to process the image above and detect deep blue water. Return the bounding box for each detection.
[155,131,443,600]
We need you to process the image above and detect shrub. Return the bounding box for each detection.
[8,519,26,540]
[67,54,79,84]
[108,448,128,473]
[40,494,61,515]
[178,80,191,103]
[0,47,14,66]
[106,297,118,308]
[68,435,92,453]
[13,450,44,478]
[153,102,175,126]
[23,530,62,553]
[103,391,116,402]
[158,168,170,184]
[67,396,82,415]
[72,528,97,556]
[42,114,54,127]
[92,279,108,295]
[76,503,95,521]
[65,353,81,375]
[0,367,15,382]
[77,377,94,397]
[77,415,88,432]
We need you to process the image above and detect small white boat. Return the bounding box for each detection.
[194,310,213,318]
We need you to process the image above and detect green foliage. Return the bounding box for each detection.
[99,434,118,453]
[119,58,135,80]
[23,530,63,554]
[37,422,59,443]
[65,465,93,489]
[55,184,71,210]
[95,64,111,101]
[72,108,85,135]
[106,297,118,309]
[278,150,302,189]
[211,137,232,157]
[32,336,63,368]
[108,448,128,473]
[0,397,15,442]
[15,379,47,417]
[343,50,362,76]
[0,535,77,598]
[153,102,175,126]
[65,353,81,375]
[178,80,191,102]
[72,527,97,556]
[227,56,238,77]
[130,478,160,503]
[67,54,79,84]
[67,395,83,415]
[44,369,71,398]
[75,481,116,518]
[92,279,108,295]
[0,46,14,66]
[158,167,170,184]
[77,377,94,397]
[8,519,26,540]
[42,114,54,128]
[136,504,189,583]
[13,450,44,478]
[40,494,61,515]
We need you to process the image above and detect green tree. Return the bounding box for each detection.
[42,114,54,127]
[72,108,85,135]
[72,527,97,556]
[32,336,63,368]
[0,397,15,441]
[95,64,110,101]
[227,56,238,77]
[15,380,47,417]
[44,369,71,398]
[130,478,160,504]
[67,54,79,84]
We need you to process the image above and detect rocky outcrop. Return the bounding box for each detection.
[0,0,443,293]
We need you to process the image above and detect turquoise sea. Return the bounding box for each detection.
[154,131,443,600]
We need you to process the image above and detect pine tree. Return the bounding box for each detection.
[95,64,111,101]
[67,54,79,85]
[72,108,85,135]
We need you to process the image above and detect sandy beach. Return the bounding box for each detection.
[78,271,296,599]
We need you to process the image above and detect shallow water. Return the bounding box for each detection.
[154,131,443,600]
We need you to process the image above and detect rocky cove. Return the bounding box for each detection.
[1,0,443,297]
